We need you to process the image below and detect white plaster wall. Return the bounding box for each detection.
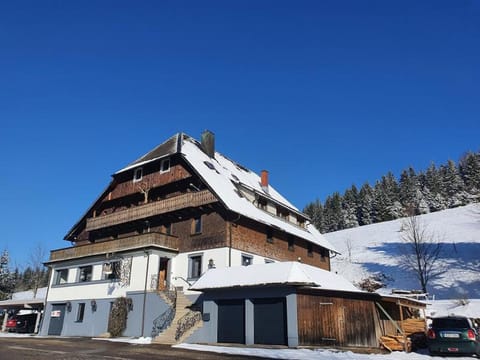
[47,252,161,302]
[170,247,275,292]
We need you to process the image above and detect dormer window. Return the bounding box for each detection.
[133,167,143,182]
[257,197,267,210]
[160,158,170,173]
[297,217,306,228]
[276,207,289,220]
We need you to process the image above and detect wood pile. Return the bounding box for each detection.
[401,318,426,335]
[380,318,426,352]
[380,335,411,352]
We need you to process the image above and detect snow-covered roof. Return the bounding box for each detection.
[180,136,337,252]
[190,261,361,292]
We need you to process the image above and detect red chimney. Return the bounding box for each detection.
[261,170,269,188]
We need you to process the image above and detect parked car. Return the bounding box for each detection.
[427,316,480,356]
[15,313,37,333]
[6,316,17,332]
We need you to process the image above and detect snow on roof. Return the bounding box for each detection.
[190,261,361,292]
[181,137,337,252]
[427,299,480,319]
[12,287,47,300]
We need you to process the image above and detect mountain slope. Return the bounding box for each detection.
[324,204,480,299]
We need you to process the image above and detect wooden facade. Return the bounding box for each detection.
[297,290,379,348]
[55,133,332,272]
[296,289,427,350]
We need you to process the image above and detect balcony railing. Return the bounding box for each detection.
[48,232,179,263]
[86,190,218,231]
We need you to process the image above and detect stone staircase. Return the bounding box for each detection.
[152,291,203,345]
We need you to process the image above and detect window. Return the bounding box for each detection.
[288,236,294,251]
[54,269,69,285]
[160,158,170,173]
[133,167,143,182]
[164,223,172,235]
[297,217,305,228]
[320,248,329,262]
[102,261,121,280]
[266,228,273,243]
[76,303,85,322]
[265,259,274,264]
[189,255,202,279]
[192,216,202,234]
[257,197,267,210]
[276,207,289,220]
[79,265,93,282]
[307,243,313,257]
[241,254,253,266]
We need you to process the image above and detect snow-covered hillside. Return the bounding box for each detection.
[324,204,480,300]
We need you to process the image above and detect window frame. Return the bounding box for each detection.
[102,261,121,281]
[188,254,203,280]
[78,265,93,282]
[76,303,85,322]
[133,167,143,182]
[288,236,295,251]
[241,254,253,266]
[192,216,202,235]
[307,242,314,257]
[266,228,274,244]
[54,268,69,285]
[160,158,171,173]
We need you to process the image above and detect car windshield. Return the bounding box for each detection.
[432,318,470,328]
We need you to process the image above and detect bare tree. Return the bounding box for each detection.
[398,215,443,294]
[28,243,48,298]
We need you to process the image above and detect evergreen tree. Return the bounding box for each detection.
[342,185,359,228]
[0,250,15,300]
[399,167,421,211]
[440,160,467,207]
[323,192,343,232]
[358,182,374,225]
[459,151,480,195]
[303,199,326,233]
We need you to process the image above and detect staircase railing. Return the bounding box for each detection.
[151,287,177,338]
[175,309,202,341]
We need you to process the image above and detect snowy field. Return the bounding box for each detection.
[324,204,480,300]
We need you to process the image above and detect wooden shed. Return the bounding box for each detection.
[188,261,427,351]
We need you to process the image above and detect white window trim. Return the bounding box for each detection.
[133,167,143,182]
[188,253,203,280]
[160,158,171,174]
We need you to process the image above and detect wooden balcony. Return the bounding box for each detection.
[48,232,179,263]
[86,190,218,231]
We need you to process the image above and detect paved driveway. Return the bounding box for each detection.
[0,337,267,360]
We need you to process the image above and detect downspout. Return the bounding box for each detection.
[141,249,151,337]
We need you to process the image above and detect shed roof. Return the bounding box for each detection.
[190,261,361,292]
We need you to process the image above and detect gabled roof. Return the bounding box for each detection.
[71,132,336,252]
[190,261,360,292]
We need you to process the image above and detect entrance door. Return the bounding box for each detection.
[253,298,287,345]
[217,299,245,343]
[157,258,169,291]
[48,304,66,336]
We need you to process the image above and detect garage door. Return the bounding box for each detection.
[217,299,245,344]
[253,298,287,345]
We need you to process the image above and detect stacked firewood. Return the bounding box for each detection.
[380,335,411,352]
[401,318,426,335]
[380,318,426,352]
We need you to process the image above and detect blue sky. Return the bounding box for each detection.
[1,1,479,267]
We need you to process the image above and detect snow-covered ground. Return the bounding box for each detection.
[0,332,475,359]
[324,204,480,300]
